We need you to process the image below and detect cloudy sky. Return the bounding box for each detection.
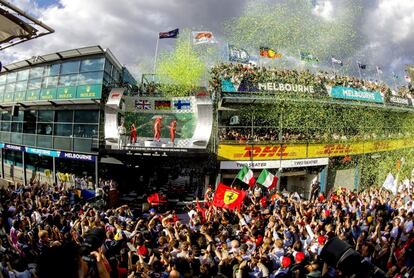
[1,0,414,84]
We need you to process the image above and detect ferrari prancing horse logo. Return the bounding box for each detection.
[224,190,239,205]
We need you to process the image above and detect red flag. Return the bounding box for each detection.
[212,183,246,210]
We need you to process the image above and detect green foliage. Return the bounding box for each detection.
[156,30,206,97]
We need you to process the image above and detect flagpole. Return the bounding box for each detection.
[356,60,362,79]
[153,36,160,75]
[376,67,381,83]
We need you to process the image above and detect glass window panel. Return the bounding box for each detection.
[37,123,53,135]
[80,58,105,72]
[74,124,98,138]
[0,75,6,85]
[0,85,5,93]
[2,112,11,121]
[5,83,15,93]
[24,110,37,121]
[44,64,60,76]
[38,110,54,122]
[74,110,99,123]
[6,72,17,83]
[61,60,80,74]
[11,122,22,132]
[1,122,10,131]
[42,76,58,88]
[77,71,103,85]
[15,81,27,92]
[58,74,78,86]
[54,124,72,136]
[29,67,44,79]
[28,78,41,90]
[23,122,36,134]
[56,110,73,122]
[12,111,23,122]
[17,69,29,81]
[104,60,112,74]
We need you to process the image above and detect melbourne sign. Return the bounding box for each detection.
[329,86,384,103]
[258,83,315,93]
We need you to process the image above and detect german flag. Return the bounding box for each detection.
[260,47,282,59]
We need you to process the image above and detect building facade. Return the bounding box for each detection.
[0,46,136,185]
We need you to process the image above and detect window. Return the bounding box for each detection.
[17,70,29,81]
[44,64,60,76]
[29,67,44,79]
[28,78,42,90]
[42,76,58,88]
[54,124,72,136]
[37,123,53,135]
[77,71,103,85]
[15,81,28,92]
[80,58,105,72]
[0,75,6,85]
[61,60,80,74]
[6,72,17,83]
[23,122,36,134]
[74,124,98,138]
[2,112,11,121]
[11,122,22,133]
[12,111,23,122]
[58,74,78,87]
[56,110,73,122]
[104,60,113,75]
[0,85,4,93]
[74,110,99,123]
[1,122,10,132]
[38,110,54,122]
[5,83,15,93]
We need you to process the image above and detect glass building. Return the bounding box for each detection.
[0,46,136,185]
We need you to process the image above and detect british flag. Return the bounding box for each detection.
[135,99,151,110]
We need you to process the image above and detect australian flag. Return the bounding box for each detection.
[135,99,151,110]
[174,99,191,110]
[159,28,179,39]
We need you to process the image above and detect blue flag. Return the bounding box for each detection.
[159,28,179,39]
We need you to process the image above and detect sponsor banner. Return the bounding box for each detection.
[76,84,102,99]
[57,86,77,99]
[25,147,60,157]
[388,96,411,107]
[26,90,41,101]
[220,158,329,169]
[60,152,96,162]
[258,83,315,93]
[329,86,384,103]
[4,144,23,151]
[14,91,25,101]
[218,138,414,161]
[217,144,308,161]
[40,88,57,100]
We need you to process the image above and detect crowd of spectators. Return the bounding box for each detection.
[210,63,414,99]
[0,176,413,277]
[218,127,411,144]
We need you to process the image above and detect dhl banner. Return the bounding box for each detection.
[218,138,414,161]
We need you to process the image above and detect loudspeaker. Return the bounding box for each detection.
[11,105,19,117]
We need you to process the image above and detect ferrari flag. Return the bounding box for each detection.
[212,183,246,210]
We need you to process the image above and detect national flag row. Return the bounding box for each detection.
[236,165,278,190]
[156,28,413,82]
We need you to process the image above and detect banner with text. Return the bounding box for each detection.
[329,86,384,103]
